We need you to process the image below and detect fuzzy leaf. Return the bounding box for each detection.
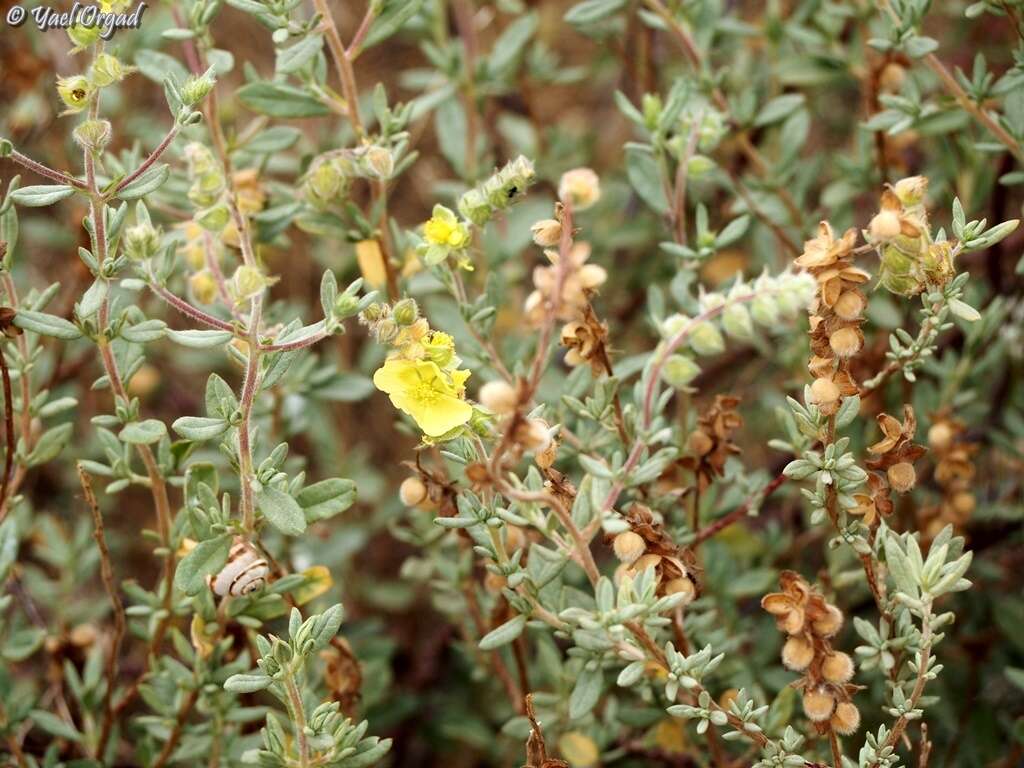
[256,485,307,536]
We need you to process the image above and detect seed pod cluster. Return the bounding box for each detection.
[795,221,869,415]
[761,572,860,736]
[679,395,742,492]
[865,405,926,496]
[918,413,977,538]
[611,505,699,605]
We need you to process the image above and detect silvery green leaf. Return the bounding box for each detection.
[10,185,75,207]
[13,310,82,339]
[117,164,170,200]
[223,673,273,693]
[479,614,527,650]
[119,419,167,445]
[564,0,627,26]
[884,535,919,598]
[297,478,356,523]
[617,660,646,687]
[167,328,234,348]
[174,533,231,596]
[121,319,167,343]
[275,34,324,74]
[947,298,980,322]
[835,394,860,428]
[568,666,603,720]
[172,416,229,441]
[256,484,307,536]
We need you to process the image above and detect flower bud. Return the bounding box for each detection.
[803,688,835,722]
[686,154,715,177]
[661,354,700,389]
[68,24,102,51]
[721,303,754,340]
[305,160,347,207]
[231,265,275,303]
[558,168,601,211]
[195,204,231,232]
[661,313,689,338]
[530,218,562,247]
[781,636,814,671]
[181,70,217,106]
[362,146,394,179]
[392,299,419,326]
[750,294,780,327]
[189,270,219,305]
[822,651,855,684]
[123,223,161,262]
[893,175,927,206]
[90,53,128,88]
[478,380,517,415]
[689,321,725,356]
[56,75,94,114]
[887,462,916,493]
[613,531,646,564]
[72,119,112,153]
[830,701,861,735]
[399,476,428,507]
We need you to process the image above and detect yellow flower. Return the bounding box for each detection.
[100,0,132,12]
[56,75,93,114]
[423,205,470,249]
[373,358,472,438]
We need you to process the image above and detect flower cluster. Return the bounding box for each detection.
[796,222,869,415]
[55,53,132,115]
[658,269,816,389]
[457,155,536,226]
[762,572,860,736]
[868,176,953,296]
[364,300,477,439]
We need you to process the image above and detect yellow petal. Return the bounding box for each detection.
[373,358,419,395]
[411,395,472,437]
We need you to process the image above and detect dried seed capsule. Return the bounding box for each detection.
[478,380,517,415]
[887,462,917,493]
[399,477,428,507]
[830,701,861,735]
[781,636,815,671]
[662,577,696,604]
[210,539,269,597]
[811,604,844,637]
[613,531,646,564]
[833,291,865,321]
[821,651,855,684]
[803,687,836,722]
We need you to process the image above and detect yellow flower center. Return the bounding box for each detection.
[424,218,454,245]
[411,380,443,406]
